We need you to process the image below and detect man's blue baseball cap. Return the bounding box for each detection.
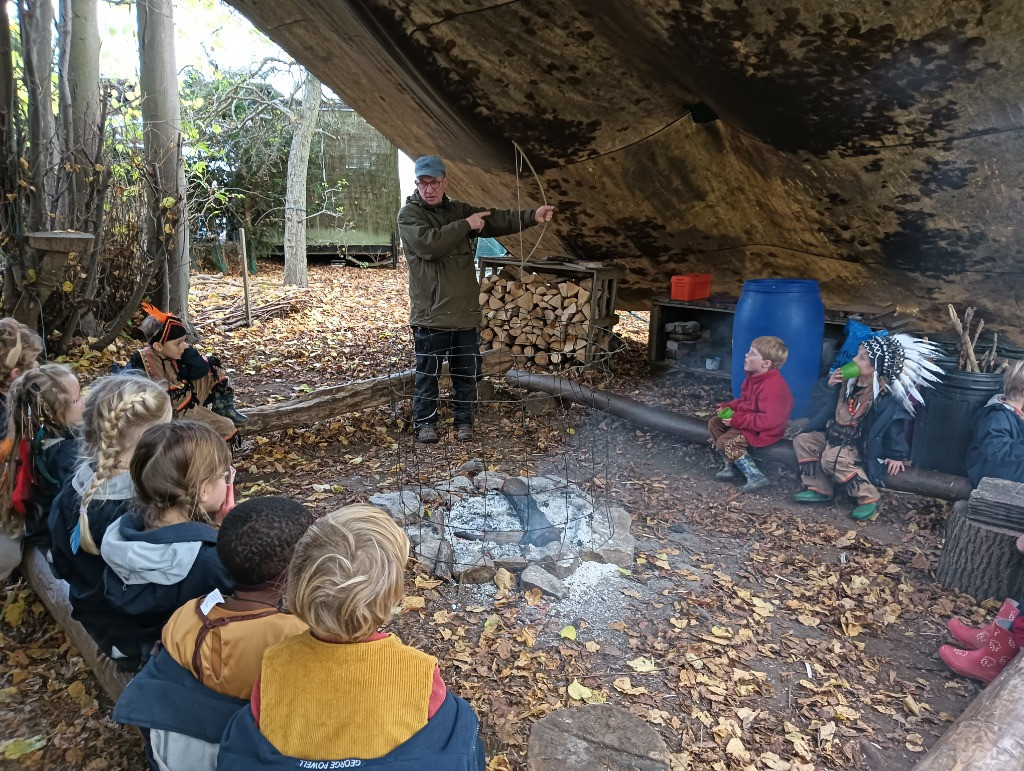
[414,155,446,178]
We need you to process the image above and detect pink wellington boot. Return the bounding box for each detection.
[946,598,1020,650]
[940,619,1021,684]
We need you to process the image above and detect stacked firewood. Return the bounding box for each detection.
[479,269,596,367]
[947,305,1006,373]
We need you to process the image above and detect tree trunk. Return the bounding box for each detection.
[283,73,321,288]
[0,1,19,316]
[936,500,1024,602]
[137,0,189,323]
[19,0,58,233]
[67,0,100,231]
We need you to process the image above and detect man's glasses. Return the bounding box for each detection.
[416,179,445,190]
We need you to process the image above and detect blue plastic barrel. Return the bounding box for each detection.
[731,279,824,418]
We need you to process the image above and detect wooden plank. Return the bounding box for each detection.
[20,547,130,702]
[915,651,1024,770]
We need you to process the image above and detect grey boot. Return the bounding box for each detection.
[715,462,740,481]
[734,455,771,494]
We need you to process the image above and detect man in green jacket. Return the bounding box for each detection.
[399,155,554,443]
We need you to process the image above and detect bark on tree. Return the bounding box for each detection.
[0,1,19,317]
[137,0,190,322]
[66,0,100,230]
[936,500,1024,602]
[19,0,58,233]
[283,72,321,288]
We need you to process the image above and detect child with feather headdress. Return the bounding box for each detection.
[791,333,943,521]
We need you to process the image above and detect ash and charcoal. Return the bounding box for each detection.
[370,469,636,586]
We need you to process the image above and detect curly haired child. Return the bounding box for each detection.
[708,336,793,493]
[100,420,234,660]
[0,365,83,576]
[127,303,246,442]
[0,318,43,437]
[966,359,1024,487]
[217,504,485,770]
[113,497,314,771]
[48,372,171,663]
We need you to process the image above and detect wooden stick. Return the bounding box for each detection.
[239,228,252,328]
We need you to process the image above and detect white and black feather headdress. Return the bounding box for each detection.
[858,334,944,415]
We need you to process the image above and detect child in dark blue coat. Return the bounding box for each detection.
[101,420,235,660]
[966,360,1024,487]
[48,373,172,666]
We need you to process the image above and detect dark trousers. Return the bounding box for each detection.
[413,327,481,427]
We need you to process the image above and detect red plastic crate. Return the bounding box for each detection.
[671,273,712,301]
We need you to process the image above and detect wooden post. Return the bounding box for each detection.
[239,228,252,327]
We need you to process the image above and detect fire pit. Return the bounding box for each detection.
[369,467,635,589]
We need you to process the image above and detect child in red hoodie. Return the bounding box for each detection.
[708,335,794,493]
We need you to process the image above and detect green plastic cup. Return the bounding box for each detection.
[839,361,861,379]
[717,407,734,419]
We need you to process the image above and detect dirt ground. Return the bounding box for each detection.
[0,260,987,769]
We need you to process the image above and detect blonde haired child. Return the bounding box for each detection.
[0,365,83,578]
[217,504,485,770]
[100,421,234,660]
[48,372,171,663]
[966,359,1024,487]
[0,319,43,438]
[709,335,793,493]
[113,497,314,771]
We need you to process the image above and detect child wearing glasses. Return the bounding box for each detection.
[100,421,235,661]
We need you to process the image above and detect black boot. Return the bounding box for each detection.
[207,382,248,426]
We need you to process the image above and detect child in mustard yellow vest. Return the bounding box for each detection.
[217,504,485,770]
[127,303,246,443]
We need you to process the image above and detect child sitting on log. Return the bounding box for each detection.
[113,496,314,771]
[100,421,235,661]
[0,365,83,577]
[127,303,246,443]
[792,334,942,521]
[709,336,793,493]
[940,533,1024,684]
[48,373,172,667]
[217,504,486,770]
[965,359,1024,487]
[0,319,43,438]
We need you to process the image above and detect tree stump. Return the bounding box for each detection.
[914,652,1024,769]
[937,501,1024,601]
[527,705,670,771]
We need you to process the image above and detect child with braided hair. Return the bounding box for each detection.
[48,372,171,665]
[0,365,83,578]
[0,318,43,438]
[100,421,235,661]
[127,303,246,443]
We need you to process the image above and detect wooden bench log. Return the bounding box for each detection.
[242,347,513,434]
[937,500,1024,602]
[966,478,1024,531]
[915,651,1024,770]
[20,546,130,702]
[505,370,973,502]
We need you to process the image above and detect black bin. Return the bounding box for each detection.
[911,368,1002,477]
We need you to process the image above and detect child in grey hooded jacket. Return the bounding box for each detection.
[101,421,234,658]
